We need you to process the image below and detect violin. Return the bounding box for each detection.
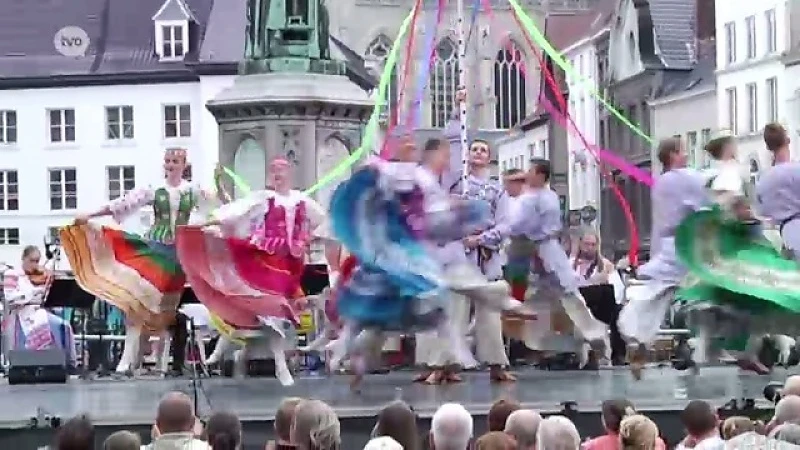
[25,265,53,287]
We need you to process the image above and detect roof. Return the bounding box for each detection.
[0,0,376,90]
[645,0,697,69]
[652,51,715,100]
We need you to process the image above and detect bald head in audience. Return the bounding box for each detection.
[775,395,800,426]
[156,392,195,434]
[504,410,542,450]
[785,376,800,397]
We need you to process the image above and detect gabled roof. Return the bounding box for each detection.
[0,0,376,91]
[644,0,697,69]
[152,0,197,22]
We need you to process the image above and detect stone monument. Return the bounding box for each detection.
[207,0,374,214]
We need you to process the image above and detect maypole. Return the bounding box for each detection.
[455,0,469,194]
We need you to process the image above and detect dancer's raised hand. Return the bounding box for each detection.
[73,214,90,225]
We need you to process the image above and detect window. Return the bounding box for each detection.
[48,109,75,143]
[528,142,538,159]
[745,15,756,59]
[766,77,778,122]
[493,41,527,129]
[105,106,134,140]
[430,38,459,128]
[726,88,738,134]
[106,166,135,200]
[725,22,736,64]
[766,9,777,53]
[701,128,711,145]
[746,83,758,133]
[0,228,19,245]
[687,131,698,165]
[47,226,61,242]
[365,35,398,123]
[161,25,185,59]
[0,170,18,211]
[163,104,191,138]
[0,110,17,144]
[49,168,77,210]
[539,139,548,159]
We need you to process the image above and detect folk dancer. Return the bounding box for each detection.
[617,138,710,379]
[177,157,336,386]
[444,91,518,382]
[330,137,530,386]
[61,148,223,375]
[501,168,529,302]
[2,245,77,368]
[508,159,608,365]
[675,132,769,371]
[757,123,800,262]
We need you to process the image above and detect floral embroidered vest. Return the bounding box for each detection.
[147,187,195,243]
[250,197,310,259]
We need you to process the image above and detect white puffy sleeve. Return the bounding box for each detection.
[300,193,333,241]
[190,185,222,224]
[3,270,44,306]
[212,190,271,235]
[108,187,156,223]
[372,159,418,193]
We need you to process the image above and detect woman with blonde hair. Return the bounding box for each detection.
[619,415,663,450]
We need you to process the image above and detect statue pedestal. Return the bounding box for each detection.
[207,71,373,263]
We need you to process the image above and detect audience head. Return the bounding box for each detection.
[430,403,473,450]
[535,416,580,450]
[155,391,196,435]
[475,431,516,450]
[291,399,341,450]
[772,423,800,444]
[421,137,450,173]
[503,409,542,449]
[721,416,757,440]
[774,395,800,426]
[527,159,551,188]
[704,136,736,161]
[206,411,242,450]
[363,436,403,450]
[103,430,141,450]
[600,399,635,434]
[681,400,718,438]
[488,399,521,432]
[55,415,95,450]
[784,376,800,397]
[276,397,303,444]
[374,401,419,450]
[619,414,659,450]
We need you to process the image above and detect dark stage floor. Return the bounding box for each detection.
[0,365,794,428]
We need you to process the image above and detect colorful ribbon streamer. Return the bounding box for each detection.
[490,0,641,264]
[304,1,420,194]
[506,0,655,146]
[407,0,445,128]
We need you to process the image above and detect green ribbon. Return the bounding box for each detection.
[507,0,655,145]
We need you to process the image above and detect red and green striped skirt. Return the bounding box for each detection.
[60,223,185,330]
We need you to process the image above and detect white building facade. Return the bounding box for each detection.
[496,115,550,174]
[563,27,608,211]
[715,0,788,172]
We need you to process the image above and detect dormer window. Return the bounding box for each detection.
[152,0,195,61]
[161,24,185,59]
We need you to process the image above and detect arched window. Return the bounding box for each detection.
[494,41,526,129]
[234,136,266,198]
[365,35,398,122]
[316,136,351,210]
[430,38,459,128]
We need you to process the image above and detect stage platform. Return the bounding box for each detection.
[0,365,794,449]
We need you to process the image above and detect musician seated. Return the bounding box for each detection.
[571,230,626,366]
[2,245,76,368]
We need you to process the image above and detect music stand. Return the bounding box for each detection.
[44,278,96,376]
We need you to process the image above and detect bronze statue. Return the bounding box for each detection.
[243,0,331,64]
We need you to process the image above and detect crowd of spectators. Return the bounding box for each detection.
[48,374,800,450]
